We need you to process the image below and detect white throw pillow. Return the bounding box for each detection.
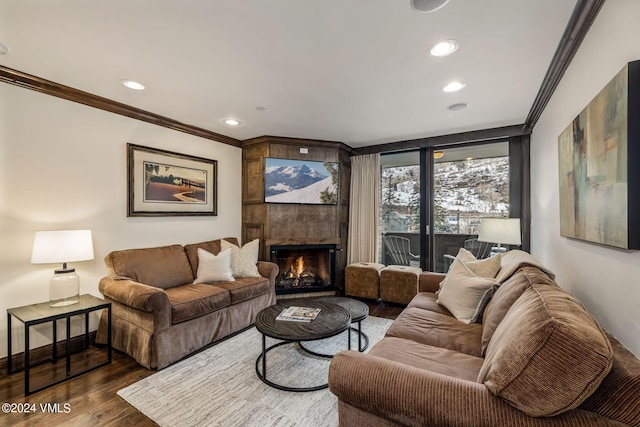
[436,259,498,323]
[193,248,235,283]
[463,250,502,278]
[439,248,501,291]
[220,239,261,278]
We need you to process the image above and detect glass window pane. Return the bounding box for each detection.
[433,142,511,272]
[380,152,420,267]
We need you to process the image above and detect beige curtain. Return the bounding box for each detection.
[347,153,380,264]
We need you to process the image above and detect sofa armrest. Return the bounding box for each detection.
[99,276,171,330]
[419,271,445,293]
[257,261,279,287]
[329,351,612,427]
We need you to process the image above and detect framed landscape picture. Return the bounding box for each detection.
[558,60,640,249]
[127,144,217,216]
[264,158,339,205]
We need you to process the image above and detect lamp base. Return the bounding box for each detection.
[490,246,507,257]
[50,298,80,307]
[50,268,80,307]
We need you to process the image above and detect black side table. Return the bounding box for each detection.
[7,294,112,395]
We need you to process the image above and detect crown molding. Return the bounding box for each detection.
[0,65,242,147]
[524,0,606,131]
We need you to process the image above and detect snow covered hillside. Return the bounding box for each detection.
[265,177,335,204]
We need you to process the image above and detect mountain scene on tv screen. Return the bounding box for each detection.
[265,162,338,204]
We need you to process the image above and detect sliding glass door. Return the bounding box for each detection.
[380,140,517,272]
[432,142,511,272]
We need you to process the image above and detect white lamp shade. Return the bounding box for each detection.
[478,218,521,246]
[31,230,94,264]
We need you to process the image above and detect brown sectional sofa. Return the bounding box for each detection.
[329,251,640,426]
[96,237,277,369]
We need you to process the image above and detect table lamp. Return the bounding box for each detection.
[478,218,521,256]
[31,230,94,307]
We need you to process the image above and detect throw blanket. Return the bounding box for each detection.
[494,250,555,283]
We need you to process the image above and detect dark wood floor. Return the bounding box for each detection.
[0,299,402,427]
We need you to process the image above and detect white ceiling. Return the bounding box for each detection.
[0,0,577,148]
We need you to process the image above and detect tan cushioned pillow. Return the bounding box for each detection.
[105,244,194,289]
[221,239,261,278]
[439,248,501,290]
[184,237,239,276]
[436,259,498,323]
[477,283,613,417]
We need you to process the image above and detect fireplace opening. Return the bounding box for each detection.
[270,245,336,294]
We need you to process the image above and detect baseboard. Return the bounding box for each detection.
[0,331,98,375]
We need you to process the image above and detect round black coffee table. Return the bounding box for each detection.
[255,299,351,392]
[313,297,370,352]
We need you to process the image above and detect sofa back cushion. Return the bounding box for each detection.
[184,237,239,276]
[105,244,194,289]
[580,332,640,426]
[477,283,613,417]
[481,266,556,355]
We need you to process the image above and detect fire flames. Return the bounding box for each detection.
[294,256,304,276]
[282,256,318,286]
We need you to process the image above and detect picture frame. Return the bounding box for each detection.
[127,143,217,217]
[264,158,339,205]
[558,60,640,249]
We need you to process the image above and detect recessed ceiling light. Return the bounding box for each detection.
[430,40,458,57]
[443,81,466,92]
[447,102,468,111]
[256,106,266,111]
[466,157,474,161]
[433,151,444,159]
[411,0,449,13]
[121,80,145,90]
[223,119,241,126]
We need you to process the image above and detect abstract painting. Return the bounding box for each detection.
[558,60,640,249]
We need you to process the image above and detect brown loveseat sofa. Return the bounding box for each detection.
[96,237,277,369]
[329,251,640,426]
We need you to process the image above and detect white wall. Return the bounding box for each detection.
[531,0,640,356]
[0,83,242,358]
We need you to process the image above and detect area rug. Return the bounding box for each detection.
[118,316,393,427]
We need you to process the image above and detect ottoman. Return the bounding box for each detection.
[345,262,385,300]
[380,265,422,304]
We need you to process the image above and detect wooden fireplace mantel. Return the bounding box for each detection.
[242,136,351,292]
[265,238,341,248]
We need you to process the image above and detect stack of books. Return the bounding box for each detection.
[276,306,321,322]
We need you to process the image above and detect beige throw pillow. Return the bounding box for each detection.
[436,259,498,323]
[221,239,261,278]
[193,248,234,283]
[439,248,501,291]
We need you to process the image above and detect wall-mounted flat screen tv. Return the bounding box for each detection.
[264,158,339,205]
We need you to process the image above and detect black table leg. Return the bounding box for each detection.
[66,317,71,376]
[107,306,112,363]
[25,324,30,396]
[7,313,11,375]
[53,319,57,363]
[85,312,90,348]
[262,333,266,381]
